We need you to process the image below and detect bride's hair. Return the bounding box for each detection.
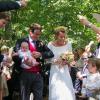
[54,26,68,40]
[54,26,68,35]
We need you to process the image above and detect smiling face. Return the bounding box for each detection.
[54,26,68,45]
[29,23,42,40]
[30,29,41,40]
[55,31,67,46]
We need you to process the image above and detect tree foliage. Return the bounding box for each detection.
[0,0,100,49]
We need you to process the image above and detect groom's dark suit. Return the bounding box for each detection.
[11,37,54,100]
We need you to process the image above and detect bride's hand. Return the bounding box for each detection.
[60,59,68,66]
[53,58,62,65]
[54,59,68,66]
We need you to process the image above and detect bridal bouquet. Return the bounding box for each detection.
[60,52,74,64]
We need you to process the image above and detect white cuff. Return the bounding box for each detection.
[16,1,22,7]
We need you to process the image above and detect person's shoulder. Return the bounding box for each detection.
[48,41,53,45]
[67,41,72,45]
[48,41,54,46]
[65,41,72,48]
[36,40,45,46]
[48,41,56,50]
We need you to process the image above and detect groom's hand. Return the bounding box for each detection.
[32,51,42,58]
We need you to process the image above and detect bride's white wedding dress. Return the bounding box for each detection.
[48,42,76,100]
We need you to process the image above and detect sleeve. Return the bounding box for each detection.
[74,67,80,74]
[38,41,54,59]
[12,39,22,66]
[0,1,20,12]
[42,44,54,59]
[16,1,22,7]
[47,42,52,50]
[13,39,22,52]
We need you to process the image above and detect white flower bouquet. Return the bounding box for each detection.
[60,51,74,64]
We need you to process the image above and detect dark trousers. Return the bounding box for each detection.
[3,72,20,100]
[20,71,43,100]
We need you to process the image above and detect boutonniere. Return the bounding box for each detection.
[38,41,44,47]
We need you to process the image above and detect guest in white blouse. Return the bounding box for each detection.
[81,58,100,100]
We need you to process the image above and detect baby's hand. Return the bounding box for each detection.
[32,51,41,58]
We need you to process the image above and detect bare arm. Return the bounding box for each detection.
[78,15,100,34]
[87,23,100,34]
[16,0,27,7]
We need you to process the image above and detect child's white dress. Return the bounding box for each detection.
[81,72,100,99]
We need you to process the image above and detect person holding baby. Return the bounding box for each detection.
[12,23,54,100]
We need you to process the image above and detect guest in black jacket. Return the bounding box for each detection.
[0,0,27,12]
[0,0,27,28]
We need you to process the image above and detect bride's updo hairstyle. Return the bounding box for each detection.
[54,26,68,41]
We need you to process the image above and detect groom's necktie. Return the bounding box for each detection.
[32,40,36,46]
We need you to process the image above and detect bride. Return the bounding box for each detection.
[48,26,76,100]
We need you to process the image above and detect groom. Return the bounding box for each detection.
[12,23,54,100]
